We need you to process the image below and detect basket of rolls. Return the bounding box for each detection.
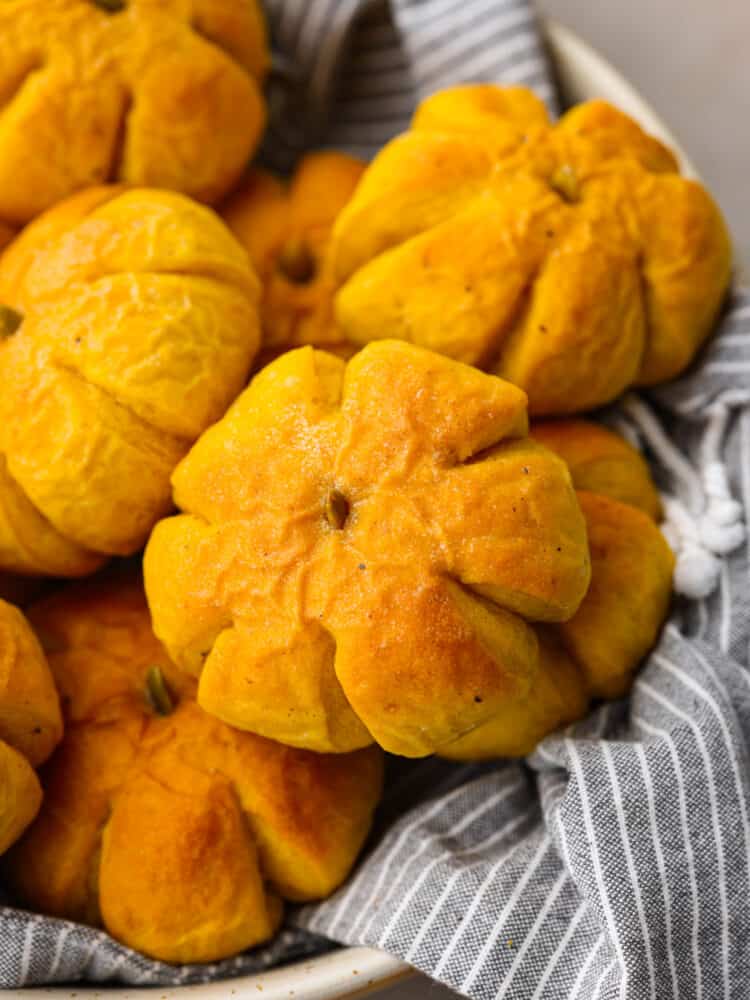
[0,3,744,999]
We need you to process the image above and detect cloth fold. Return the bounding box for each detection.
[1,2,748,998]
[261,0,555,170]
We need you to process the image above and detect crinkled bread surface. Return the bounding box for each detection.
[5,575,383,964]
[222,152,365,363]
[0,185,261,577]
[0,598,62,855]
[330,85,732,415]
[442,420,675,759]
[145,340,591,758]
[0,0,268,227]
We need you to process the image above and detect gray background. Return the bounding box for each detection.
[381,5,748,996]
[539,0,750,269]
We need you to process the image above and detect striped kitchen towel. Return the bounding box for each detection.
[260,0,556,170]
[2,3,749,999]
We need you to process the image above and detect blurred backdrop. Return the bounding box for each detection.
[538,0,750,271]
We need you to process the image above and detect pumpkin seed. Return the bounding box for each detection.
[277,237,316,284]
[90,0,126,12]
[145,666,174,716]
[549,164,580,203]
[325,488,350,530]
[0,305,22,338]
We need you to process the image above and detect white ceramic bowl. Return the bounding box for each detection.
[10,20,700,1000]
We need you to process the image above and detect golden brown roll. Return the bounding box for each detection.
[222,152,366,362]
[0,0,268,227]
[443,420,674,759]
[145,340,592,757]
[7,575,383,964]
[0,186,260,577]
[330,85,730,415]
[0,599,62,853]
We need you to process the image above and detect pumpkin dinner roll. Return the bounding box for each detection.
[442,420,674,760]
[145,341,591,758]
[0,599,63,855]
[329,85,731,415]
[0,186,261,577]
[0,0,268,227]
[222,152,366,363]
[6,575,383,965]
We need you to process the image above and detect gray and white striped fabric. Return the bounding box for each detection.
[2,2,749,997]
[260,0,556,171]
